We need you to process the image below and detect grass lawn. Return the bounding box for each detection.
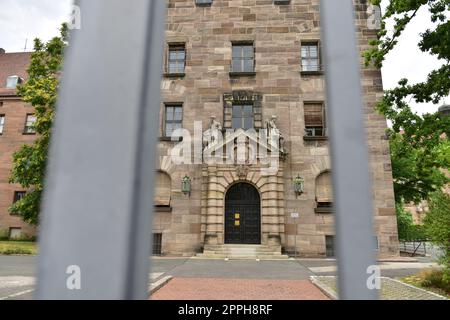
[402,270,450,299]
[0,241,38,255]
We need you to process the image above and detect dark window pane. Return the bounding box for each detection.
[232,105,242,117]
[232,60,242,72]
[243,59,253,72]
[176,51,185,60]
[243,46,253,58]
[232,118,242,129]
[301,47,309,58]
[232,46,242,58]
[166,107,173,120]
[169,51,178,60]
[165,123,173,137]
[243,105,253,116]
[309,46,318,57]
[174,107,183,121]
[244,117,254,130]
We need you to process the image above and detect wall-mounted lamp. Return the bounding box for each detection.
[182,175,191,196]
[293,175,304,195]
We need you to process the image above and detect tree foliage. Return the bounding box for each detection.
[9,24,68,225]
[365,0,450,203]
[424,191,450,283]
[396,202,427,241]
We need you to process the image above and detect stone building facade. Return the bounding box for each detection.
[0,0,399,258]
[154,0,399,258]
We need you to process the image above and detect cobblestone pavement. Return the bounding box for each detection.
[311,276,448,300]
[151,278,330,300]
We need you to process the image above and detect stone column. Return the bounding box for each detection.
[205,165,219,245]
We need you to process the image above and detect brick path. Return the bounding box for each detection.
[151,277,329,300]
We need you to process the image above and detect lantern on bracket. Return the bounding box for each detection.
[293,175,304,195]
[182,175,191,196]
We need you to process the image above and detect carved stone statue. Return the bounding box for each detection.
[265,115,284,152]
[210,116,222,132]
[203,116,223,149]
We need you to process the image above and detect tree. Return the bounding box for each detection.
[365,0,450,203]
[9,24,68,225]
[424,191,450,283]
[396,202,427,241]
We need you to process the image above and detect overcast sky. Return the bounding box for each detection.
[0,0,447,114]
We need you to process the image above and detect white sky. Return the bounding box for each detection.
[0,0,447,114]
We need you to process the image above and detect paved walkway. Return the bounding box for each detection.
[312,276,448,300]
[151,278,329,300]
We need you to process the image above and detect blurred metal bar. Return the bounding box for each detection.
[320,0,378,300]
[36,0,166,299]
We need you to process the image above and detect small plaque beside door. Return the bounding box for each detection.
[235,220,240,226]
[235,213,240,219]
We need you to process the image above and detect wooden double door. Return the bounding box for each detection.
[224,183,261,245]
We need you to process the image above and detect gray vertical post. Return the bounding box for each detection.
[320,0,378,299]
[36,0,166,299]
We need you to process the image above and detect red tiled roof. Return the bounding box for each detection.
[0,51,32,96]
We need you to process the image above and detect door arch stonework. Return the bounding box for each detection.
[201,164,285,246]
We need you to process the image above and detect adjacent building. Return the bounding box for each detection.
[0,49,35,239]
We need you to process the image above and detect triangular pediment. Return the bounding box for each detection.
[203,128,280,155]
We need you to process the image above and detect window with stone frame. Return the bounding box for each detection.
[325,235,335,257]
[195,0,213,5]
[154,171,171,210]
[24,114,36,134]
[232,104,254,130]
[315,171,333,212]
[164,104,183,137]
[304,103,326,137]
[0,115,5,135]
[223,91,263,130]
[231,43,254,73]
[167,44,186,74]
[301,42,321,72]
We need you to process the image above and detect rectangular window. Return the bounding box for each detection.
[0,115,4,134]
[231,44,254,73]
[304,103,325,137]
[13,191,26,204]
[325,235,335,258]
[11,191,26,216]
[6,76,23,89]
[167,44,186,74]
[232,104,254,130]
[196,0,212,5]
[301,43,320,72]
[24,114,36,134]
[153,233,162,255]
[164,105,183,137]
[374,236,379,251]
[9,228,22,239]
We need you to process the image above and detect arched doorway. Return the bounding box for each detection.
[225,183,261,244]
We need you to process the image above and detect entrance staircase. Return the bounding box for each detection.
[196,244,290,260]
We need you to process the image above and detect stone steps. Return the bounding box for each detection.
[196,244,290,260]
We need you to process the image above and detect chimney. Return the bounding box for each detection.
[0,48,5,54]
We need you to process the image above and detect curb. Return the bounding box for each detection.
[309,276,338,300]
[149,276,173,296]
